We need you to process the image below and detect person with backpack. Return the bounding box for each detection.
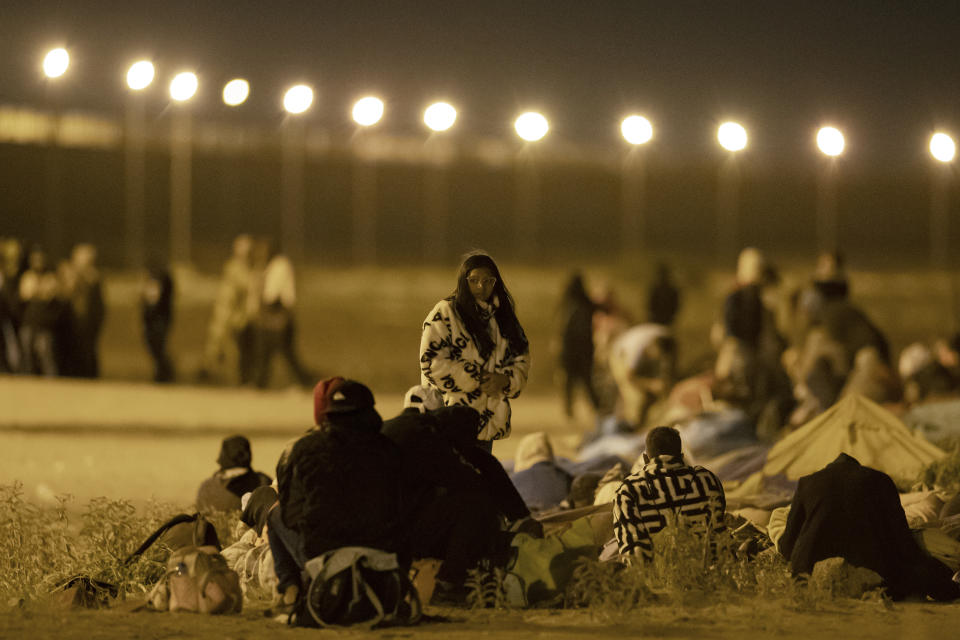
[196,435,272,513]
[269,377,404,614]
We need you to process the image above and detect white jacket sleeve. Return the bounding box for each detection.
[498,344,530,399]
[419,301,484,398]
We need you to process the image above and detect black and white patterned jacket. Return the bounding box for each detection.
[613,454,725,561]
[419,298,530,441]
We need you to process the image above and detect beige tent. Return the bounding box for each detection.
[763,394,945,482]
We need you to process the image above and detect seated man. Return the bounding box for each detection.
[269,377,403,611]
[613,426,725,562]
[778,453,960,601]
[196,435,272,513]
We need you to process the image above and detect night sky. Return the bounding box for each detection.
[4,1,960,166]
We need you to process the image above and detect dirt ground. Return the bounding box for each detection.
[3,599,960,640]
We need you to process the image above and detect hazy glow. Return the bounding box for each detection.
[930,132,956,163]
[816,126,845,156]
[424,102,457,132]
[43,48,70,78]
[222,79,250,106]
[283,85,313,114]
[514,111,549,142]
[717,121,747,152]
[621,115,653,145]
[352,96,385,126]
[169,72,198,102]
[126,61,155,90]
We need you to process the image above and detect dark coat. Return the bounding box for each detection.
[382,407,530,522]
[723,284,764,347]
[277,421,403,559]
[779,453,959,600]
[196,469,271,513]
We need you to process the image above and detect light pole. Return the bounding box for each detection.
[422,101,457,264]
[929,132,956,270]
[620,115,653,259]
[168,71,198,268]
[815,125,845,252]
[42,47,69,260]
[351,96,384,265]
[124,60,154,270]
[513,111,549,262]
[716,121,747,263]
[281,84,313,266]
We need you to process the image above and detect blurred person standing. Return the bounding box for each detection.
[420,252,530,452]
[0,238,25,372]
[253,240,312,389]
[557,272,601,417]
[18,247,61,376]
[141,264,175,382]
[646,262,680,327]
[68,244,105,378]
[198,234,255,384]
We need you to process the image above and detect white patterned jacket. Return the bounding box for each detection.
[419,298,530,441]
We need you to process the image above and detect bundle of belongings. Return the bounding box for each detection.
[53,512,243,615]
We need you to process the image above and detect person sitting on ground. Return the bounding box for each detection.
[196,435,273,513]
[382,400,520,602]
[613,426,726,563]
[269,377,403,612]
[397,386,532,526]
[510,432,573,513]
[778,453,960,601]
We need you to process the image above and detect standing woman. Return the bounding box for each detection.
[420,252,530,450]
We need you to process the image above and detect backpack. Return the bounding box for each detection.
[147,545,243,614]
[125,513,241,615]
[293,547,421,628]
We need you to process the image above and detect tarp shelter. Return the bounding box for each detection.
[762,394,945,482]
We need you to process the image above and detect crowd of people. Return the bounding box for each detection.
[179,249,960,619]
[0,238,105,377]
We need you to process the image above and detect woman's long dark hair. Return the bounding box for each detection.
[448,252,529,360]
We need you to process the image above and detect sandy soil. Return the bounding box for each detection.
[3,599,960,640]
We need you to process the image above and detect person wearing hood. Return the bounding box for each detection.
[383,394,527,601]
[420,252,530,451]
[779,453,959,601]
[269,377,403,611]
[509,432,572,513]
[196,435,272,513]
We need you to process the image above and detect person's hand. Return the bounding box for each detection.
[480,371,509,396]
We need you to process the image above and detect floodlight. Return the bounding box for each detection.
[717,122,747,152]
[126,61,155,91]
[352,96,384,126]
[283,85,313,114]
[514,112,549,142]
[424,102,457,132]
[43,48,70,79]
[621,115,653,145]
[222,79,250,106]
[169,71,198,102]
[816,126,845,157]
[930,132,956,163]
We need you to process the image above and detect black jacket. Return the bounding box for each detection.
[277,422,403,558]
[779,453,958,600]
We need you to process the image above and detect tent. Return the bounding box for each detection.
[762,394,945,482]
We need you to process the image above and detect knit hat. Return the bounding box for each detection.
[217,435,252,470]
[313,377,376,425]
